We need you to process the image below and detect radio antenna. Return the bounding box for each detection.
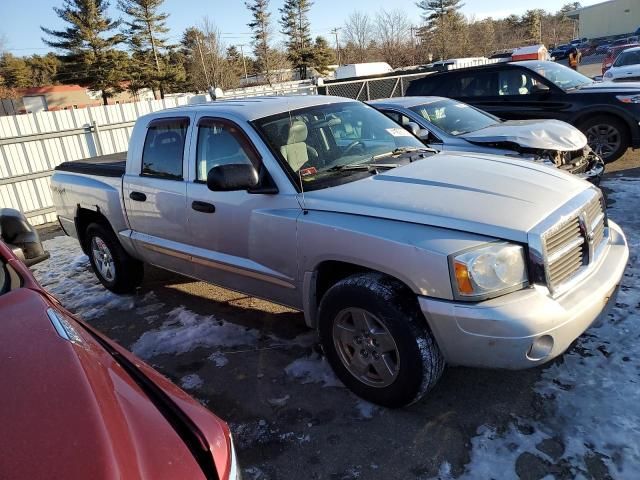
[286,95,307,212]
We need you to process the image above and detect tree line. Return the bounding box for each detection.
[0,0,581,105]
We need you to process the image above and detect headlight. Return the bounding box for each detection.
[617,94,640,104]
[603,71,613,79]
[450,243,528,300]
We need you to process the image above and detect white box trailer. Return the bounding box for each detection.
[334,62,393,79]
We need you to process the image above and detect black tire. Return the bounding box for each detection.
[85,222,144,294]
[318,273,444,407]
[578,115,630,163]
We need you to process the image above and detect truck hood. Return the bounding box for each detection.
[461,119,587,151]
[303,152,591,243]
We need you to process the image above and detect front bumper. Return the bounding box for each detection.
[419,221,628,369]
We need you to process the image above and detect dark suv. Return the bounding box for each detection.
[406,60,640,162]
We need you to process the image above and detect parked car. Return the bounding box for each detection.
[0,218,239,479]
[602,43,640,74]
[603,46,640,82]
[368,96,604,184]
[406,60,640,162]
[611,37,632,47]
[596,41,612,54]
[50,96,629,407]
[551,44,572,60]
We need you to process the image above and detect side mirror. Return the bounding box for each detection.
[0,208,49,267]
[207,164,259,192]
[405,121,421,137]
[532,83,550,95]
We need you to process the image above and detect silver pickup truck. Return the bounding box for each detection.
[51,96,629,407]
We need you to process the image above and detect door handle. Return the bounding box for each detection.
[191,200,215,213]
[129,191,147,202]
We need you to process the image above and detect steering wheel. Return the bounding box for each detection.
[342,140,366,156]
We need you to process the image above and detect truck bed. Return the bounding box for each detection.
[55,152,127,178]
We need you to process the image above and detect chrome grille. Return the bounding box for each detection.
[541,193,608,294]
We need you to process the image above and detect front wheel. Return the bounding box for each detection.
[579,115,629,163]
[86,223,144,293]
[318,273,444,407]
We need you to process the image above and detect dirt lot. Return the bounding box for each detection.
[35,151,638,479]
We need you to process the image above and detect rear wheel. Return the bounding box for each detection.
[86,223,143,293]
[318,273,444,407]
[578,115,629,163]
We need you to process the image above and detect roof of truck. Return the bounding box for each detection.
[161,95,356,121]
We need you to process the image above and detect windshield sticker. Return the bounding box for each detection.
[386,128,412,137]
[300,166,318,177]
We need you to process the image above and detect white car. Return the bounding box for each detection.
[603,46,640,82]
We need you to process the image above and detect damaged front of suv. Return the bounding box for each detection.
[368,97,605,185]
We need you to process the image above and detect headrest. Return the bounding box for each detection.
[282,121,308,144]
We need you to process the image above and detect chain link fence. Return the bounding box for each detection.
[318,72,431,101]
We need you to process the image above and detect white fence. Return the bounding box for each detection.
[0,82,317,226]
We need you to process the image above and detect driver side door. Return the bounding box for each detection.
[495,68,572,121]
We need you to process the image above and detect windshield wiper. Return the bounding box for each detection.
[325,162,400,172]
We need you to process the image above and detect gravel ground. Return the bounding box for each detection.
[34,156,639,479]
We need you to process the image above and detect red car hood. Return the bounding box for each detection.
[0,283,230,479]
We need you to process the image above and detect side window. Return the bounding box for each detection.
[382,110,411,127]
[141,118,189,180]
[497,69,539,96]
[445,71,499,97]
[408,77,437,96]
[196,120,257,182]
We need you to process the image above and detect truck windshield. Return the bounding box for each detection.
[409,99,499,136]
[523,61,593,90]
[253,101,427,190]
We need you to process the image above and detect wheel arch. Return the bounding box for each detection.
[571,107,633,138]
[303,260,419,329]
[74,206,117,255]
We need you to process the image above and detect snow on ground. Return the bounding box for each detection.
[284,352,344,388]
[180,373,204,390]
[131,306,261,359]
[31,236,159,320]
[447,177,640,479]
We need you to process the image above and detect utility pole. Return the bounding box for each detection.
[331,27,341,64]
[238,44,249,79]
[196,38,212,89]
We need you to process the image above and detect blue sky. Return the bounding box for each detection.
[1,0,601,56]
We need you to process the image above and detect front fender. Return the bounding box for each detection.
[297,211,495,326]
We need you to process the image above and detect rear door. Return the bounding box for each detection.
[123,116,194,276]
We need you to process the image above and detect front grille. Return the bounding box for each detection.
[541,193,608,294]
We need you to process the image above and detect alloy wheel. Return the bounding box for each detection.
[585,124,621,160]
[91,236,115,282]
[332,307,400,388]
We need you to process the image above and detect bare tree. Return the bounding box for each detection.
[342,11,373,63]
[375,9,411,67]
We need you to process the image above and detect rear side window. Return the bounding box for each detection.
[196,119,258,181]
[407,76,438,96]
[141,118,189,180]
[445,71,499,97]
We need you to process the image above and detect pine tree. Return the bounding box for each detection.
[416,0,465,60]
[0,54,32,88]
[246,0,274,85]
[279,0,313,79]
[311,36,334,75]
[41,0,125,105]
[118,0,171,99]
